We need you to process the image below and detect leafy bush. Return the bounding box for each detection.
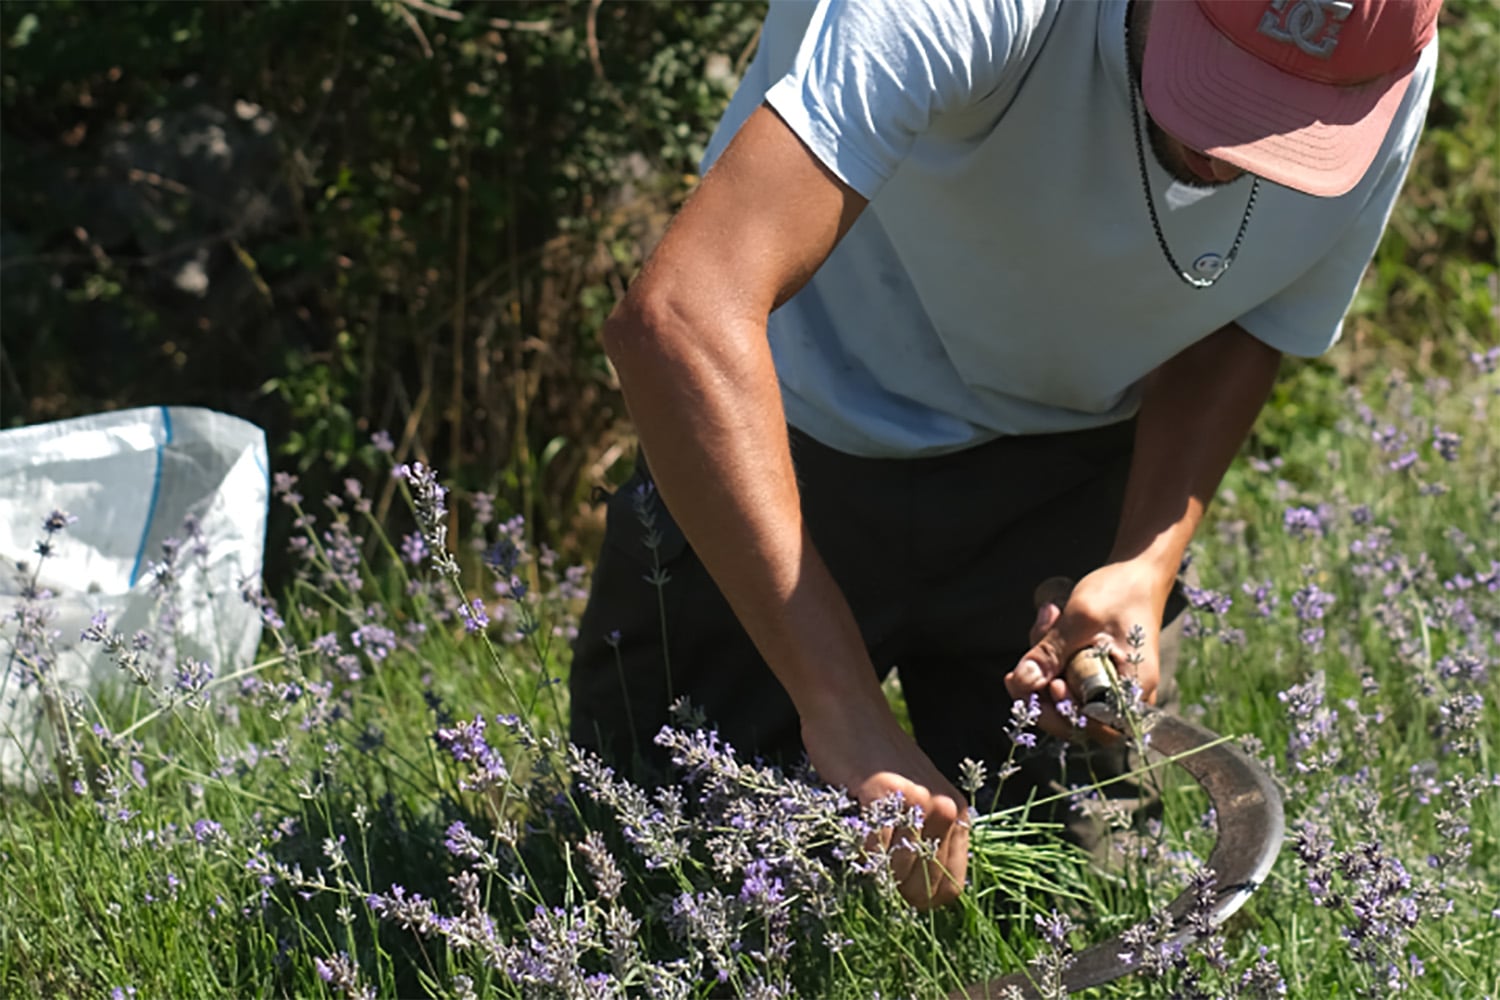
[3,0,1493,562]
[1,0,764,550]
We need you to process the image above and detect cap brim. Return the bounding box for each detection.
[1142,0,1416,198]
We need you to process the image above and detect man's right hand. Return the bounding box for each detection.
[801,702,970,910]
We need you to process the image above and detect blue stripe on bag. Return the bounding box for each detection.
[128,406,174,587]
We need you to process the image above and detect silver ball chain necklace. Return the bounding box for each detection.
[1125,18,1259,290]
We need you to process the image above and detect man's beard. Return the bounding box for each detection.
[1144,118,1238,190]
[1126,0,1240,191]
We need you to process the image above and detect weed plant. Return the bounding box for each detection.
[2,356,1497,998]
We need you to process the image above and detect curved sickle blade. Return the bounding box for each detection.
[952,706,1285,999]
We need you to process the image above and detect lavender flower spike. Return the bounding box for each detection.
[398,461,460,579]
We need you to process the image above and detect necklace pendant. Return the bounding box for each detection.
[1191,252,1225,279]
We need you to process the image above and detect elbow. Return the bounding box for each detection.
[601,279,768,401]
[602,286,718,383]
[600,296,652,372]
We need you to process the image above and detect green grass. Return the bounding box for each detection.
[3,359,1498,999]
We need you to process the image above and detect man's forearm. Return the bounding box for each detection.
[589,101,973,909]
[1112,323,1282,598]
[602,296,890,724]
[605,292,972,911]
[595,103,885,726]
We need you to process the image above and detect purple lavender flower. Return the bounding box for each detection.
[400,531,429,567]
[351,621,397,662]
[1238,947,1288,997]
[569,745,691,870]
[1007,692,1042,748]
[397,462,459,578]
[435,716,510,792]
[1283,505,1327,539]
[1116,910,1180,975]
[240,577,286,630]
[1279,671,1340,775]
[1028,908,1078,997]
[272,471,303,506]
[173,658,215,702]
[311,632,341,658]
[470,491,495,527]
[318,515,365,591]
[192,818,224,844]
[1372,422,1405,453]
[312,951,373,999]
[1292,582,1336,635]
[665,889,739,981]
[558,564,590,602]
[576,830,625,903]
[1054,698,1088,730]
[1437,693,1485,757]
[366,884,443,936]
[80,610,109,644]
[442,820,501,868]
[1184,584,1234,615]
[77,611,155,685]
[1436,653,1488,684]
[738,858,786,913]
[459,598,490,634]
[484,538,521,577]
[1035,909,1073,950]
[509,904,605,995]
[1431,427,1462,462]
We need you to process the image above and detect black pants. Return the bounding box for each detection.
[568,421,1183,837]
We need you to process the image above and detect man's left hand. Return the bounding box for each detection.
[1003,561,1166,739]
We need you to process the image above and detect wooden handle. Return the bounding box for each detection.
[1065,646,1114,705]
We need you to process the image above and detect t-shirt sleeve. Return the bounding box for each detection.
[764,0,1030,199]
[1236,42,1439,359]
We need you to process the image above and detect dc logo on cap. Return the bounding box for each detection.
[1258,0,1355,58]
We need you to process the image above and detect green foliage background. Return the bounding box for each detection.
[2,0,1496,555]
[2,0,763,550]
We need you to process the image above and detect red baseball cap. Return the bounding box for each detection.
[1142,0,1442,197]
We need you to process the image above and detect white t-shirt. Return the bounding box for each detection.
[701,0,1437,456]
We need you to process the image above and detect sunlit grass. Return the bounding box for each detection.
[3,359,1498,999]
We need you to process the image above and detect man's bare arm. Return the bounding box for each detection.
[605,104,869,722]
[603,104,970,906]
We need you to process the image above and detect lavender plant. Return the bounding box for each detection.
[1149,359,1500,998]
[3,358,1495,999]
[0,441,1081,1000]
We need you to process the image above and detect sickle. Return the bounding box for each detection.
[951,584,1285,999]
